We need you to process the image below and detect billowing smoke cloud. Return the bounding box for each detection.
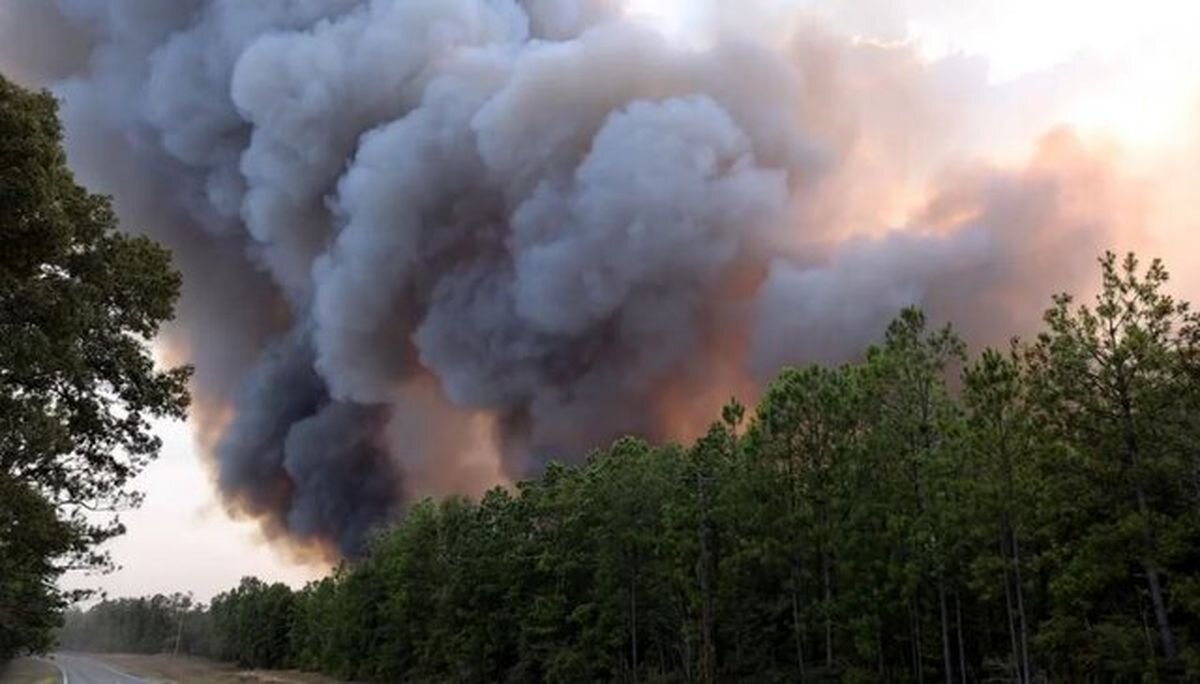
[755,130,1141,370]
[0,0,1142,556]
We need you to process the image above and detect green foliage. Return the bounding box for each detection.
[39,252,1200,682]
[1023,252,1200,677]
[209,578,296,669]
[0,73,190,661]
[57,593,203,655]
[0,478,72,658]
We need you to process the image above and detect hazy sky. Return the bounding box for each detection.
[61,418,327,603]
[36,0,1200,603]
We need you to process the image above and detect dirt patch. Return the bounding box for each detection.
[0,659,59,684]
[88,654,345,684]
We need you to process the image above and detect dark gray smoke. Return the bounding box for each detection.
[0,0,1138,555]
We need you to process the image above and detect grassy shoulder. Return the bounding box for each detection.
[89,654,344,684]
[0,659,59,684]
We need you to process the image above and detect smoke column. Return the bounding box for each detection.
[0,0,1145,556]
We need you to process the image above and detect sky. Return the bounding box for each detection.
[32,0,1200,603]
[61,419,327,603]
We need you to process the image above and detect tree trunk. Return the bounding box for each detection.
[697,475,716,684]
[792,569,807,682]
[938,577,953,684]
[631,564,639,683]
[1126,434,1177,660]
[954,592,966,683]
[822,549,833,668]
[1141,594,1157,661]
[878,613,886,679]
[680,612,694,684]
[912,598,925,684]
[1118,369,1177,662]
[1011,529,1032,683]
[1137,483,1177,661]
[996,422,1031,684]
[1002,542,1021,683]
[174,605,185,656]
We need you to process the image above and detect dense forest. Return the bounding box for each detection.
[61,253,1200,682]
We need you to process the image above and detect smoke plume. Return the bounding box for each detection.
[0,0,1146,555]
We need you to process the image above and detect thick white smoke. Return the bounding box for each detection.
[0,0,1140,555]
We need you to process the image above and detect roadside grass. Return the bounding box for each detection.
[0,659,59,684]
[91,654,345,684]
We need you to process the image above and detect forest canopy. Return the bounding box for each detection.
[61,253,1200,682]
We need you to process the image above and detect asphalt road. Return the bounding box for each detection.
[48,655,146,684]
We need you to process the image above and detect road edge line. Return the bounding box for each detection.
[43,655,68,684]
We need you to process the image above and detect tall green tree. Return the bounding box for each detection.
[0,73,190,660]
[864,309,967,683]
[961,347,1039,682]
[210,577,296,668]
[1026,252,1200,674]
[745,365,863,677]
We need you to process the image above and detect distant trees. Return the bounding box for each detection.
[210,578,296,668]
[0,73,190,661]
[57,593,206,655]
[55,252,1200,681]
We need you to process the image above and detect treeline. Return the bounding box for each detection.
[64,253,1200,681]
[58,594,214,656]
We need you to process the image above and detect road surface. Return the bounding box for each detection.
[48,654,145,684]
